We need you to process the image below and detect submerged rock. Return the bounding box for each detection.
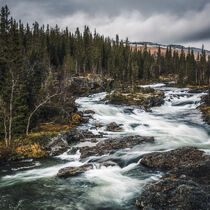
[57,161,116,178]
[136,147,210,210]
[141,147,208,170]
[106,122,123,132]
[105,86,164,109]
[78,136,154,159]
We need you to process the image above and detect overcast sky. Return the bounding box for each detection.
[2,0,210,49]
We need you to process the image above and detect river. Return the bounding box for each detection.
[0,83,209,210]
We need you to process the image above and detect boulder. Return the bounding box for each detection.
[106,122,123,132]
[78,136,154,159]
[45,134,69,156]
[136,148,210,210]
[57,164,93,178]
[84,110,95,114]
[68,75,113,97]
[95,123,103,128]
[136,177,210,210]
[140,147,208,170]
[105,87,164,109]
[188,87,208,93]
[199,94,210,125]
[65,129,104,144]
[57,161,116,178]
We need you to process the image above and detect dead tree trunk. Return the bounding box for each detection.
[26,93,58,135]
[8,73,15,146]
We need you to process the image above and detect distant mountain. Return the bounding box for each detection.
[129,41,210,54]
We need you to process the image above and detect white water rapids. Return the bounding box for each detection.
[0,83,209,209]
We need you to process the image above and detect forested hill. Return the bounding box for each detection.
[0,5,209,143]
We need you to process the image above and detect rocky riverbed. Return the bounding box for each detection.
[0,83,209,210]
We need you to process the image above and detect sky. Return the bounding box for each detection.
[2,0,210,50]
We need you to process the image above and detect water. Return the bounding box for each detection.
[0,84,209,210]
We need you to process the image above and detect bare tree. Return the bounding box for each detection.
[26,92,59,135]
[0,97,8,146]
[8,72,16,146]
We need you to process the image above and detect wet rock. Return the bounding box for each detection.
[105,87,164,109]
[99,161,116,167]
[80,117,90,124]
[78,136,154,159]
[71,112,91,125]
[165,160,210,185]
[65,129,103,144]
[57,164,93,178]
[65,129,84,142]
[57,161,116,178]
[80,138,98,143]
[95,123,103,128]
[45,134,69,156]
[141,147,208,170]
[188,87,208,93]
[199,93,210,125]
[136,148,210,210]
[84,110,95,114]
[106,122,123,132]
[136,177,210,210]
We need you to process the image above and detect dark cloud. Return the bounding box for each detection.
[2,0,210,49]
[4,0,210,18]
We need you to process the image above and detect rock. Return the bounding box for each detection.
[188,87,208,93]
[79,138,98,143]
[105,87,164,109]
[84,110,95,114]
[57,164,93,178]
[99,161,116,167]
[136,177,210,210]
[164,160,210,184]
[106,122,123,132]
[141,147,208,170]
[57,161,117,178]
[78,136,154,159]
[65,129,103,144]
[65,129,84,142]
[199,93,210,125]
[45,134,69,156]
[68,75,114,97]
[136,148,210,210]
[95,123,103,128]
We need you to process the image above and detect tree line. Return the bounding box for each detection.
[0,5,209,144]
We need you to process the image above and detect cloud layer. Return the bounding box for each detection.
[3,0,210,49]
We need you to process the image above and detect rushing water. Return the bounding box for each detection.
[0,84,209,210]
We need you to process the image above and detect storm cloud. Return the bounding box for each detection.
[2,0,210,49]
